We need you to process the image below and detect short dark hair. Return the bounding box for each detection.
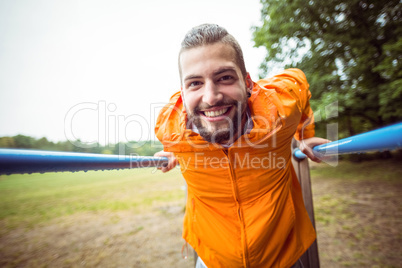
[178,24,247,81]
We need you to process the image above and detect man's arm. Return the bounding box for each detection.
[299,137,331,163]
[272,70,330,162]
[154,150,178,172]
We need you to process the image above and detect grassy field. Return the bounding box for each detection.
[311,158,402,268]
[0,168,193,268]
[0,168,186,232]
[0,159,401,267]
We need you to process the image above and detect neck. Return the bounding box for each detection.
[220,109,248,146]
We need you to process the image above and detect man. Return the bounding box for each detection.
[154,24,328,268]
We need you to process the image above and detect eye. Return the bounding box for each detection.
[219,75,233,81]
[190,81,202,87]
[218,75,236,84]
[186,81,203,89]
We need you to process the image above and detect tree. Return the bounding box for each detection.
[252,0,402,136]
[13,135,35,149]
[0,137,16,148]
[35,137,57,150]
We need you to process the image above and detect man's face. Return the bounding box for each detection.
[179,43,251,144]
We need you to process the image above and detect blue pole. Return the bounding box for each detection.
[294,122,402,160]
[0,149,168,175]
[1,122,401,174]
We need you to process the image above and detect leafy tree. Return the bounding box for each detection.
[0,137,16,148]
[0,134,162,156]
[13,135,36,149]
[252,0,402,136]
[56,140,75,152]
[35,137,57,150]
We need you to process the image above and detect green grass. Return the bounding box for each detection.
[310,158,402,267]
[311,158,402,226]
[310,157,402,182]
[0,168,185,231]
[1,159,401,267]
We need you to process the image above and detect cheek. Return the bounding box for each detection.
[182,92,199,111]
[225,87,247,102]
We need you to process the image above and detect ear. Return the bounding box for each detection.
[245,73,253,96]
[245,73,252,88]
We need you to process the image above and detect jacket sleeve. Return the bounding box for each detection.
[258,68,315,140]
[283,69,315,140]
[294,84,315,141]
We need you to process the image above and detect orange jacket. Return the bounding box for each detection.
[155,69,316,267]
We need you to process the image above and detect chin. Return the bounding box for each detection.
[199,131,231,144]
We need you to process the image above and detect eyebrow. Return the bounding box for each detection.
[183,74,203,82]
[183,66,237,82]
[213,67,236,76]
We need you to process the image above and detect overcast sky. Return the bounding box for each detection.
[0,0,268,145]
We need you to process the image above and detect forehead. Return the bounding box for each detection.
[179,43,239,78]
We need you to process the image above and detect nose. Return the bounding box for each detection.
[202,80,222,106]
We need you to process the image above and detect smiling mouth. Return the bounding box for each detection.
[202,107,230,118]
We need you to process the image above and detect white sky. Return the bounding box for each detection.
[0,0,267,145]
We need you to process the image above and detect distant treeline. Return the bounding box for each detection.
[0,135,163,156]
[1,134,400,161]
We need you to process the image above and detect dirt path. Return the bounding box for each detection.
[0,203,194,268]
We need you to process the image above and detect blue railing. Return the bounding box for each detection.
[0,149,168,175]
[0,122,401,175]
[294,122,402,160]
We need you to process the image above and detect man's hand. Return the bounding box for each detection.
[299,137,331,163]
[154,150,178,173]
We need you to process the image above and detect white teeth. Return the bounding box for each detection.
[204,108,228,117]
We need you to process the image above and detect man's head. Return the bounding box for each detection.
[178,24,247,81]
[178,24,252,144]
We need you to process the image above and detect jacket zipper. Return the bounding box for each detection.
[223,149,250,268]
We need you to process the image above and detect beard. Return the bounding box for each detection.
[186,99,247,144]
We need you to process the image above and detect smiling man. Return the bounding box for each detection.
[155,24,329,268]
[180,41,251,145]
